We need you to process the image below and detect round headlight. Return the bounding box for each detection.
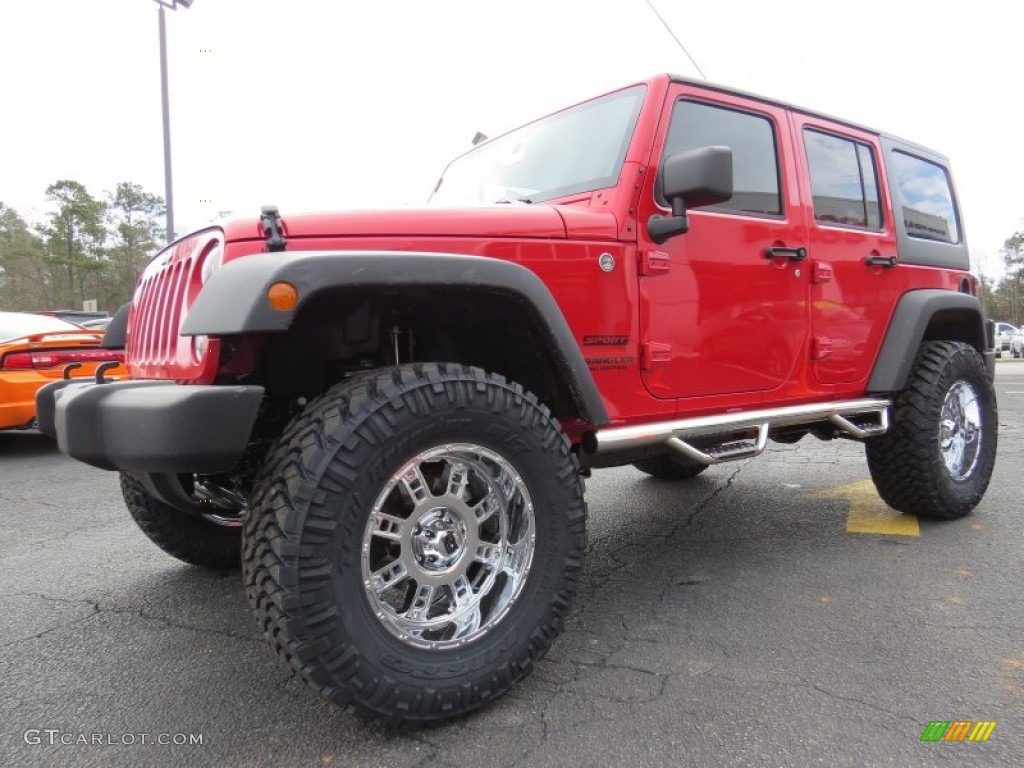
[192,334,209,362]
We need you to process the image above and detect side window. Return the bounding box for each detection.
[803,129,882,229]
[889,151,960,244]
[857,144,881,228]
[662,100,781,216]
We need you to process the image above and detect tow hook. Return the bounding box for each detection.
[95,361,120,384]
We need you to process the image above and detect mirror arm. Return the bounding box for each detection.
[647,197,689,244]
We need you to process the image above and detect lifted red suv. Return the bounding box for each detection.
[40,74,996,724]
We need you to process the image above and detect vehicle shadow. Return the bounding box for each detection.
[0,430,60,458]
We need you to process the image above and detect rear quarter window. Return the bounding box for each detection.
[889,151,960,244]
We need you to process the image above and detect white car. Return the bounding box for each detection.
[994,322,1018,357]
[1010,328,1024,359]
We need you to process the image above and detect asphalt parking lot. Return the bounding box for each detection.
[3,364,1024,767]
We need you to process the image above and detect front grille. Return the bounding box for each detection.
[128,256,191,369]
[126,231,221,382]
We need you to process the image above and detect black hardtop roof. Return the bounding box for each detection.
[666,74,949,163]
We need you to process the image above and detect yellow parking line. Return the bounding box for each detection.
[812,480,920,536]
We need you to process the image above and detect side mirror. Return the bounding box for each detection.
[648,146,733,243]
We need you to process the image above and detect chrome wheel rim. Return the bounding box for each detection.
[939,380,982,481]
[361,443,535,649]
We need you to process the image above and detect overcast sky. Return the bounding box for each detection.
[2,0,1021,277]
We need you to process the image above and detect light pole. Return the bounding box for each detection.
[154,0,193,243]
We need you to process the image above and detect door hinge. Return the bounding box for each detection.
[642,341,672,369]
[639,250,670,276]
[811,336,832,360]
[811,260,833,284]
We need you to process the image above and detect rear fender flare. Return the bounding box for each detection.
[867,290,988,393]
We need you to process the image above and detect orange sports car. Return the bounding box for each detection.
[0,311,125,431]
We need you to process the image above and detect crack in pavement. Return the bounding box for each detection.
[0,493,66,511]
[271,669,298,690]
[705,672,920,727]
[575,466,746,614]
[403,728,445,768]
[668,464,745,540]
[2,601,100,647]
[543,656,672,706]
[4,591,261,647]
[22,520,119,548]
[511,712,550,768]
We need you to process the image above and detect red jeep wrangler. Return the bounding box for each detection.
[39,74,996,724]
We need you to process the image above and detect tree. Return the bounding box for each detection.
[39,180,107,308]
[976,272,1001,316]
[0,203,50,310]
[1000,230,1024,325]
[105,182,165,307]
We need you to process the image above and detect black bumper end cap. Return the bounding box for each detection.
[35,379,77,439]
[53,381,264,474]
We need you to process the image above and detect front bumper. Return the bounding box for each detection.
[36,379,263,473]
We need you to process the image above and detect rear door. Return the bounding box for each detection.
[792,117,901,385]
[636,85,809,400]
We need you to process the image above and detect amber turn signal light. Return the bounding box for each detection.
[267,281,299,311]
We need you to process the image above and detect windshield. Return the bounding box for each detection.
[0,312,82,342]
[431,85,646,206]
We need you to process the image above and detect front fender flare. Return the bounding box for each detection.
[181,250,609,426]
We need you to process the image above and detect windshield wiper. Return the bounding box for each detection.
[494,197,533,205]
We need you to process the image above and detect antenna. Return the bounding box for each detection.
[644,0,707,80]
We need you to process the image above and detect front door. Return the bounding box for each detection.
[637,86,808,400]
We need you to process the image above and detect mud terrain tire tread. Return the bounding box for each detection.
[866,341,997,519]
[121,473,241,568]
[242,363,586,726]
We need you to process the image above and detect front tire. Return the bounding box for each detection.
[120,473,241,568]
[243,364,586,725]
[866,341,997,519]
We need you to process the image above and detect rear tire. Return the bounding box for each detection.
[866,341,996,519]
[120,473,241,568]
[633,454,708,480]
[242,363,586,725]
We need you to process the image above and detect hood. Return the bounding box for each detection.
[221,204,622,244]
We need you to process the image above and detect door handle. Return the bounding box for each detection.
[864,255,897,268]
[764,246,807,262]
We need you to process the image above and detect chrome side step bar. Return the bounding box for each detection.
[829,410,889,440]
[665,423,770,465]
[590,398,890,466]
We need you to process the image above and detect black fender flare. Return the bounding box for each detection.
[867,289,989,393]
[100,302,130,349]
[181,250,609,426]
